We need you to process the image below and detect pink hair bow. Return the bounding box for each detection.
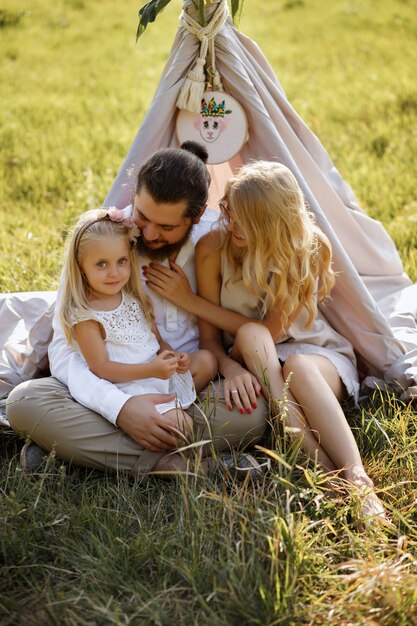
[107,207,141,243]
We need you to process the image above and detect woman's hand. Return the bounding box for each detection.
[222,360,262,414]
[143,260,194,309]
[150,350,178,380]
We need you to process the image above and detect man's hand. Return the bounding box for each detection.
[143,260,193,309]
[116,393,190,451]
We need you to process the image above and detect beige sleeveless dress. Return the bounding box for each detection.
[220,249,359,401]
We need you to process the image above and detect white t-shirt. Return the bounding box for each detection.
[48,206,218,424]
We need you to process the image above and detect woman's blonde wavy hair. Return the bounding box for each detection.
[60,209,154,344]
[222,161,335,330]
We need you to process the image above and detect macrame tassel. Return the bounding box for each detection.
[176,1,229,113]
[210,68,223,91]
[176,58,206,113]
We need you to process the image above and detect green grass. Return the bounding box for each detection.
[1,395,417,625]
[1,0,417,624]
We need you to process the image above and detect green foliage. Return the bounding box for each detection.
[137,0,246,38]
[1,0,416,291]
[230,0,245,25]
[0,8,25,28]
[137,0,173,40]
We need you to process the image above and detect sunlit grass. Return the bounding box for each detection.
[1,0,416,291]
[1,0,417,623]
[1,391,417,624]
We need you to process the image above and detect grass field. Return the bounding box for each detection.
[1,1,417,624]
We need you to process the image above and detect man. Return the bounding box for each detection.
[7,144,267,474]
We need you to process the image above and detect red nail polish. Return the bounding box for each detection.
[252,403,257,409]
[239,408,244,415]
[142,265,148,269]
[227,405,232,411]
[247,408,252,414]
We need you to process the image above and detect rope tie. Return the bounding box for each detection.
[176,0,229,113]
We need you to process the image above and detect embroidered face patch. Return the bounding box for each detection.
[176,90,248,164]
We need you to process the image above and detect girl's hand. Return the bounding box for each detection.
[222,361,262,415]
[175,351,191,374]
[143,260,193,308]
[151,350,178,380]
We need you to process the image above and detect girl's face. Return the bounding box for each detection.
[81,235,131,299]
[219,202,247,249]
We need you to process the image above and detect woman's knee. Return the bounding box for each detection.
[235,322,271,352]
[283,354,318,385]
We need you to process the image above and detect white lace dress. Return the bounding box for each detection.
[72,292,196,414]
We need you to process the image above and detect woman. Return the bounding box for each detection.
[143,161,390,524]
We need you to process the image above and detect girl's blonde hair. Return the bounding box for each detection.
[60,209,154,344]
[222,161,335,330]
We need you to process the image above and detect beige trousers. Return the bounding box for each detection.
[6,377,268,474]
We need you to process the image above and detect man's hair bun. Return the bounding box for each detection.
[180,141,209,164]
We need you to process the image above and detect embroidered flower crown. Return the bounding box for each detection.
[200,97,232,118]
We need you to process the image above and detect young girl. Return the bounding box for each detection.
[144,161,390,523]
[58,207,217,471]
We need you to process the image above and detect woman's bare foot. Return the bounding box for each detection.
[346,464,394,530]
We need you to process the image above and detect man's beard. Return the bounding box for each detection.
[135,226,193,262]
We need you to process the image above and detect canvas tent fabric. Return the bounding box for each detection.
[0,291,55,406]
[1,0,416,406]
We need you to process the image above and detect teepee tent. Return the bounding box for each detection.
[103,0,417,397]
[0,0,416,405]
